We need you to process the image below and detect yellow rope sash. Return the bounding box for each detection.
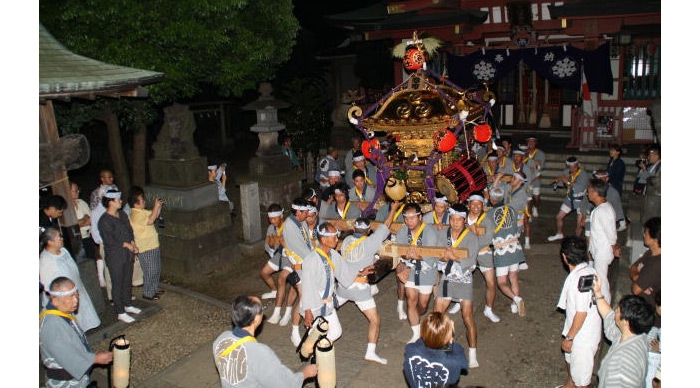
[410,223,427,246]
[392,204,405,222]
[218,336,257,358]
[343,236,367,258]
[39,309,75,321]
[494,206,509,233]
[452,228,470,247]
[567,168,582,195]
[338,201,350,219]
[315,247,335,271]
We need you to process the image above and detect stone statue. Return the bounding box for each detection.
[153,103,200,160]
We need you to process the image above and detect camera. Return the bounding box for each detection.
[577,274,596,292]
[156,216,165,228]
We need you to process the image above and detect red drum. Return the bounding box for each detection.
[435,155,487,203]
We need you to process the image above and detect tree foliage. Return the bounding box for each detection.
[277,76,332,159]
[40,0,300,105]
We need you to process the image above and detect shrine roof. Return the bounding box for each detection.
[548,0,661,19]
[325,1,487,32]
[39,24,163,99]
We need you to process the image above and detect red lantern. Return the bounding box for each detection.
[433,129,457,152]
[403,47,425,72]
[361,138,381,160]
[473,123,492,143]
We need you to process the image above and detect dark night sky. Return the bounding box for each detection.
[292,1,383,47]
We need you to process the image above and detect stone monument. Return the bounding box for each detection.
[240,83,303,210]
[146,103,235,279]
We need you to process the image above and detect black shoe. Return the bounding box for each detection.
[142,294,160,301]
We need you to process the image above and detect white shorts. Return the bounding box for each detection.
[496,263,519,277]
[560,200,584,215]
[531,187,541,196]
[564,339,598,386]
[405,281,434,295]
[324,310,342,342]
[266,260,280,272]
[335,295,376,311]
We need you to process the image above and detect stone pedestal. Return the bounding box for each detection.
[235,172,302,212]
[149,157,208,188]
[146,104,238,279]
[238,182,265,256]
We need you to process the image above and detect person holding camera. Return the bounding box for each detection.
[556,236,602,388]
[591,277,655,388]
[634,145,660,195]
[127,186,164,301]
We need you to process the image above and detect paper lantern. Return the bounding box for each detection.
[298,316,329,360]
[403,47,425,71]
[316,337,336,388]
[433,129,457,152]
[111,336,131,388]
[361,138,380,160]
[473,123,493,143]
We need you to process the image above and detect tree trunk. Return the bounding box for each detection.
[100,105,131,190]
[132,123,148,187]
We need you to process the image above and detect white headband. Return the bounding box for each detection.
[353,155,365,162]
[47,285,78,297]
[267,210,284,218]
[434,196,448,204]
[317,226,339,237]
[448,208,467,218]
[328,170,341,177]
[307,205,317,213]
[104,191,122,199]
[207,165,217,170]
[565,158,579,166]
[487,155,499,161]
[402,212,420,218]
[354,219,371,229]
[291,204,308,211]
[467,194,485,203]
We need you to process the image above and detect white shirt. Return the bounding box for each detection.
[588,201,617,259]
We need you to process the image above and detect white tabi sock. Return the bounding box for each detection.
[279,306,293,326]
[408,325,421,343]
[365,343,387,364]
[469,347,479,368]
[397,300,407,320]
[290,325,301,347]
[267,307,281,324]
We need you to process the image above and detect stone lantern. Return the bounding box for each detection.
[238,83,302,240]
[243,82,292,175]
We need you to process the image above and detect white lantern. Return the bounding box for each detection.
[111,336,131,388]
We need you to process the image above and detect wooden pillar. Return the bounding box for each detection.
[39,100,81,253]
